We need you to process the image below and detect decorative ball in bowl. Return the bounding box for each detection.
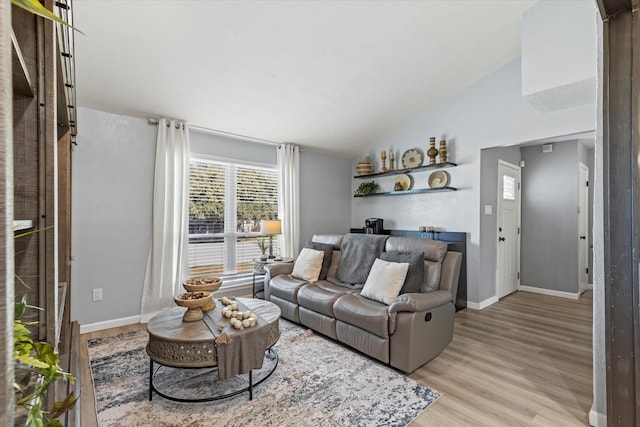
[174,291,213,322]
[183,277,222,292]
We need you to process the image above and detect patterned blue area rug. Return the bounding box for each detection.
[88,319,441,426]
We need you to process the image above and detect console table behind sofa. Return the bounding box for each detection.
[350,229,467,311]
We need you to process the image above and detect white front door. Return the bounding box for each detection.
[578,162,589,294]
[496,160,521,299]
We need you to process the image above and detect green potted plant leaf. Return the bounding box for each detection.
[12,0,83,33]
[257,237,268,261]
[355,181,380,196]
[13,227,77,426]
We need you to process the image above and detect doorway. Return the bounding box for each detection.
[496,160,521,299]
[578,162,589,295]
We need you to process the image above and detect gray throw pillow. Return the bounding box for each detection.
[305,241,333,280]
[380,251,424,294]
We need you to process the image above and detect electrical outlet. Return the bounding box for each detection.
[92,288,103,302]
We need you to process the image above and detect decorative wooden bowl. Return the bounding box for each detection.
[183,277,222,293]
[174,291,213,322]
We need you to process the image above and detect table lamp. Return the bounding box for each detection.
[260,219,282,259]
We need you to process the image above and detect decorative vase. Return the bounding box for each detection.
[174,291,213,322]
[389,151,395,171]
[427,137,438,165]
[439,140,447,163]
[381,151,387,172]
[356,156,373,175]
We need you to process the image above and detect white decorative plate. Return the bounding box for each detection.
[428,170,449,188]
[401,149,423,169]
[394,174,412,191]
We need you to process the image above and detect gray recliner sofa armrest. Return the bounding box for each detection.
[388,290,453,314]
[263,263,295,300]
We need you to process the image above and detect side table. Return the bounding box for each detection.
[252,257,294,298]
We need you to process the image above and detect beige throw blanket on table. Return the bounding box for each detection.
[203,300,270,381]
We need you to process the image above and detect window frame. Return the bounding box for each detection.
[189,153,279,287]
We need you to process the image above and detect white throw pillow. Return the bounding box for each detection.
[291,248,325,282]
[361,258,409,305]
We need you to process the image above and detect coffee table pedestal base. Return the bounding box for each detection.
[148,348,278,403]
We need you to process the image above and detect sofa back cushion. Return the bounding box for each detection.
[380,251,424,294]
[312,234,344,279]
[335,234,389,286]
[311,234,343,250]
[385,237,448,292]
[305,241,333,280]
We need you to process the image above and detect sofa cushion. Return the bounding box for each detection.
[291,248,324,282]
[305,241,334,280]
[336,234,388,285]
[297,280,357,317]
[334,293,390,338]
[385,237,447,262]
[269,274,308,303]
[385,237,448,292]
[312,234,343,250]
[326,250,341,278]
[380,251,424,294]
[360,258,409,305]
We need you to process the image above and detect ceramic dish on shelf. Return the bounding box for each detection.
[401,149,423,169]
[428,170,450,188]
[394,174,412,191]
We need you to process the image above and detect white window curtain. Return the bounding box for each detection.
[277,144,300,257]
[140,119,190,322]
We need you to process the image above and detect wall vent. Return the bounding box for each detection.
[542,144,553,153]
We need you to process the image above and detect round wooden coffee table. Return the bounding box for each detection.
[146,298,281,402]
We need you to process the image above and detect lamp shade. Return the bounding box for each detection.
[260,219,282,235]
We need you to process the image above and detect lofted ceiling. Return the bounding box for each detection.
[74,0,537,157]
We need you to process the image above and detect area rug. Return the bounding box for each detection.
[88,320,441,426]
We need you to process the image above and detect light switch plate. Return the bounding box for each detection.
[484,205,493,215]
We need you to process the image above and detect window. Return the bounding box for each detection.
[503,175,516,201]
[188,157,279,285]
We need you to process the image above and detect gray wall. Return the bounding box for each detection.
[71,108,155,325]
[520,141,579,294]
[351,57,596,305]
[299,150,352,245]
[479,146,522,301]
[72,107,351,326]
[190,130,276,164]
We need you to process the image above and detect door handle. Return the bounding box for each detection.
[580,235,586,240]
[498,237,505,242]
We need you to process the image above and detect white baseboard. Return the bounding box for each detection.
[519,286,580,300]
[79,284,254,334]
[587,283,594,290]
[80,315,141,334]
[466,296,499,310]
[589,406,606,426]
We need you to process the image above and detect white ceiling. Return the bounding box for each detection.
[74,0,537,157]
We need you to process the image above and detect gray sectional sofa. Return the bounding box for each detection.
[263,233,462,373]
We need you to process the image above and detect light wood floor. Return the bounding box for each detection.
[79,290,592,426]
[411,290,593,426]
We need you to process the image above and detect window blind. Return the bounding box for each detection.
[188,157,279,284]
